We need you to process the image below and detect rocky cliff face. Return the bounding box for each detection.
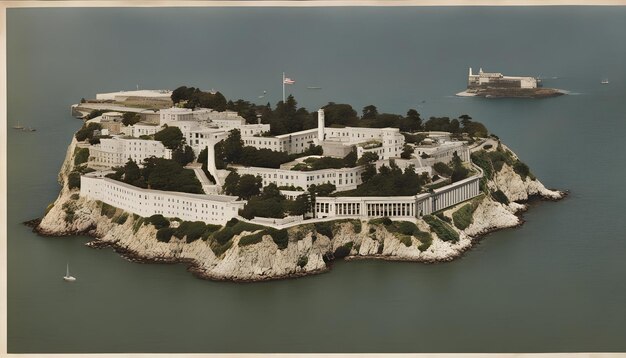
[35,139,564,282]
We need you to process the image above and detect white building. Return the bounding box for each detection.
[234,165,364,191]
[468,67,538,89]
[89,137,172,168]
[126,123,160,137]
[80,172,246,225]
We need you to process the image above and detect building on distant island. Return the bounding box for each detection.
[460,67,563,98]
[468,67,538,89]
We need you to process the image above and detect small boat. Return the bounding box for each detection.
[307,86,322,90]
[63,263,76,282]
[12,121,24,130]
[24,127,36,132]
[601,79,609,84]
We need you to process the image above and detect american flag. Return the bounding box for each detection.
[283,77,295,85]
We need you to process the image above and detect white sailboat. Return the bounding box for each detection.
[12,120,24,130]
[63,263,76,282]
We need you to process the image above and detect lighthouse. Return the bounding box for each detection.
[317,109,325,142]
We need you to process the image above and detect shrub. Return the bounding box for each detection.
[146,214,170,229]
[314,221,334,239]
[334,242,353,259]
[70,193,80,200]
[423,215,459,242]
[210,240,233,257]
[156,227,175,242]
[268,228,289,250]
[100,203,116,218]
[395,221,419,236]
[483,144,493,150]
[417,232,433,251]
[67,172,81,189]
[397,234,412,247]
[435,212,452,223]
[453,203,477,230]
[174,221,212,243]
[297,256,308,268]
[491,190,510,205]
[513,160,531,180]
[433,162,453,176]
[377,242,384,254]
[114,212,129,225]
[239,231,265,247]
[74,147,90,166]
[132,217,145,233]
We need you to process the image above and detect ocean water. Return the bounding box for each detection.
[6,6,626,353]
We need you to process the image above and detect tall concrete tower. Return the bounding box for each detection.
[469,67,473,76]
[317,109,325,142]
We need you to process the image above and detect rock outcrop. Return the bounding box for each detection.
[34,138,564,282]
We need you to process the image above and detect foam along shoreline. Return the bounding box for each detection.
[456,88,565,98]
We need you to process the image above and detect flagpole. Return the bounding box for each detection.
[282,72,285,103]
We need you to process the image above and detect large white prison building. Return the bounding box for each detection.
[89,137,172,168]
[234,165,364,191]
[314,173,481,219]
[468,67,538,89]
[80,172,246,225]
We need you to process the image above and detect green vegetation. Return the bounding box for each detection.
[171,86,227,111]
[433,162,453,176]
[400,144,414,159]
[156,227,175,242]
[424,114,488,138]
[223,171,262,200]
[122,112,141,126]
[491,190,510,205]
[73,147,90,166]
[100,202,117,219]
[172,145,195,166]
[132,216,145,233]
[114,212,129,225]
[173,221,221,243]
[75,122,102,142]
[238,231,265,247]
[369,218,432,248]
[334,242,353,258]
[453,203,478,230]
[297,255,308,268]
[67,172,81,189]
[423,215,459,242]
[403,132,427,144]
[106,157,203,194]
[154,126,184,150]
[337,161,427,197]
[145,214,169,229]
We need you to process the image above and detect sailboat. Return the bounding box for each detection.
[63,263,76,282]
[601,78,609,84]
[12,120,24,130]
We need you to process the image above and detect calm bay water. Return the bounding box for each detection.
[7,7,626,353]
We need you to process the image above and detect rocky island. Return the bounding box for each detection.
[31,87,564,282]
[457,67,564,98]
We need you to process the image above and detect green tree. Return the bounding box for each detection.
[400,145,414,159]
[122,112,141,126]
[357,152,379,166]
[343,147,357,167]
[223,171,240,196]
[362,105,378,120]
[287,193,311,216]
[236,174,262,199]
[154,126,184,150]
[172,145,195,166]
[123,159,141,184]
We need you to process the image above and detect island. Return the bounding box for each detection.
[30,87,565,282]
[457,67,564,98]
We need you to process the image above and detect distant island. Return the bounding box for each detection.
[457,67,564,98]
[30,87,564,282]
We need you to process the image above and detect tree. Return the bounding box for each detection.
[406,109,423,131]
[287,193,311,216]
[343,147,357,167]
[171,86,196,104]
[400,145,414,159]
[75,122,102,142]
[236,174,262,199]
[322,102,358,127]
[122,112,141,126]
[357,152,379,166]
[362,105,378,120]
[123,159,141,184]
[223,171,240,196]
[223,129,243,163]
[154,126,184,150]
[172,145,195,166]
[312,183,336,196]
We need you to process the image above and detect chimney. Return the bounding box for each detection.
[317,109,325,142]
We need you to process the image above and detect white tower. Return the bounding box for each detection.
[469,67,473,77]
[317,109,325,142]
